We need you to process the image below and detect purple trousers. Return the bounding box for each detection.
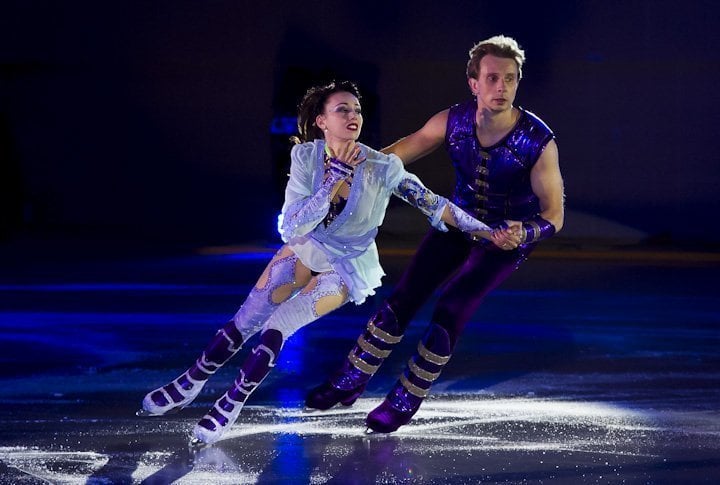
[387,227,534,348]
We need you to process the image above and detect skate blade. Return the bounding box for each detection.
[136,408,162,417]
[188,437,210,450]
[302,400,351,413]
[301,405,336,413]
[364,425,397,436]
[136,406,184,417]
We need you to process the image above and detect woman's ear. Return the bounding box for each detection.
[315,114,326,131]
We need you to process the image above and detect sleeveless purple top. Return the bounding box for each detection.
[445,99,554,226]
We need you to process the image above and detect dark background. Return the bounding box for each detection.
[1,0,718,250]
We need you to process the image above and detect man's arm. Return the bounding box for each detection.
[530,139,564,232]
[494,139,564,249]
[381,110,449,165]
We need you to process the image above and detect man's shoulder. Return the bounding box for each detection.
[519,108,554,135]
[446,99,477,134]
[448,98,476,115]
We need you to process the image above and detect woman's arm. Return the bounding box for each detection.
[392,172,494,240]
[278,147,354,241]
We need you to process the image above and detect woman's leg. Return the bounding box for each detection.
[139,246,312,416]
[191,271,349,445]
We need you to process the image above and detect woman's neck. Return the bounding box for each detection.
[324,137,357,157]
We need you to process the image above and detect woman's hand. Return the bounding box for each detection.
[327,142,366,167]
[469,230,493,242]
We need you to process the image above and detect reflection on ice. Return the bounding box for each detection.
[226,397,656,455]
[0,396,682,483]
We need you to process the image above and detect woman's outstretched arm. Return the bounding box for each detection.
[392,171,495,241]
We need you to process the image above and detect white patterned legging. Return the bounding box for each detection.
[231,245,349,347]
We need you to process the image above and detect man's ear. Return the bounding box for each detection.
[467,77,478,95]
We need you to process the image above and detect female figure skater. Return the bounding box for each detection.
[138,80,504,446]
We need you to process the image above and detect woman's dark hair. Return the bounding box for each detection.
[293,80,361,143]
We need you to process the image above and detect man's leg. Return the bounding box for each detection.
[305,229,471,410]
[366,245,531,432]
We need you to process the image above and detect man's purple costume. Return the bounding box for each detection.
[306,100,557,432]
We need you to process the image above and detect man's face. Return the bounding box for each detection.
[469,55,520,113]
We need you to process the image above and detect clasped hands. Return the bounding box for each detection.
[472,220,525,251]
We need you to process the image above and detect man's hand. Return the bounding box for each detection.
[491,220,524,250]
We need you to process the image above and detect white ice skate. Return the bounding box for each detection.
[137,372,207,417]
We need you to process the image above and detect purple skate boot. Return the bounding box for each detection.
[305,303,403,410]
[366,323,451,433]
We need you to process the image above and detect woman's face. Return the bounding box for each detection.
[316,91,363,142]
